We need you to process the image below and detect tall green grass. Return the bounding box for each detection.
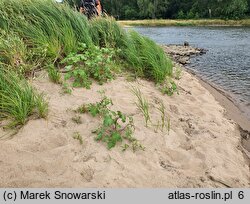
[0,0,173,83]
[90,17,128,49]
[89,18,173,83]
[0,67,48,128]
[0,0,92,61]
[0,30,42,76]
[124,31,172,83]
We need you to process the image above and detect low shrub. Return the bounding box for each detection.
[62,43,116,88]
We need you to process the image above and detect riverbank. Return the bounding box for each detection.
[0,65,249,187]
[163,44,250,154]
[119,19,250,27]
[163,45,250,130]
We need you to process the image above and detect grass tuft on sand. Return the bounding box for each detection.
[0,67,48,128]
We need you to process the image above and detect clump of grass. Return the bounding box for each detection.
[124,31,173,83]
[0,0,93,62]
[157,100,166,131]
[0,67,48,128]
[0,0,173,86]
[72,115,82,124]
[158,77,179,96]
[173,66,182,80]
[61,82,72,95]
[156,100,171,134]
[0,30,43,76]
[89,17,128,49]
[130,86,151,127]
[47,64,62,84]
[73,132,83,145]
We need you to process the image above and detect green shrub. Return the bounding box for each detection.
[0,67,48,128]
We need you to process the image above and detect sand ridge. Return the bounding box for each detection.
[0,70,249,187]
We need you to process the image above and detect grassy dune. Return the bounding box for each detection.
[118,19,250,27]
[0,0,173,129]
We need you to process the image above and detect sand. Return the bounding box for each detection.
[0,68,249,188]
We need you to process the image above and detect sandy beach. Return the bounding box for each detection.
[0,58,249,187]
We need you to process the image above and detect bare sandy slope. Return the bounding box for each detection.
[0,71,249,188]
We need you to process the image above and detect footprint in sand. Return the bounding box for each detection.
[80,166,94,182]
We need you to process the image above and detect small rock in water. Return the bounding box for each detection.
[184,41,189,47]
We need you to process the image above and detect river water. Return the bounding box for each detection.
[132,26,250,120]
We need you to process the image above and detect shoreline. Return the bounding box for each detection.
[185,68,250,154]
[163,45,250,154]
[118,19,250,27]
[190,70,250,132]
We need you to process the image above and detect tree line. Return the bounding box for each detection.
[67,0,250,20]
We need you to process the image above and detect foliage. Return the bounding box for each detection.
[125,31,173,83]
[158,77,178,96]
[0,0,92,63]
[102,0,249,20]
[78,94,144,151]
[156,100,170,134]
[0,31,44,76]
[0,67,48,128]
[173,66,182,80]
[61,82,72,94]
[0,0,173,86]
[62,43,116,88]
[89,17,128,49]
[73,131,83,144]
[47,64,62,84]
[72,115,82,124]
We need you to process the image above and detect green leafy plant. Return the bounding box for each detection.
[159,77,178,96]
[78,93,144,151]
[61,82,72,95]
[131,86,151,127]
[61,43,116,89]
